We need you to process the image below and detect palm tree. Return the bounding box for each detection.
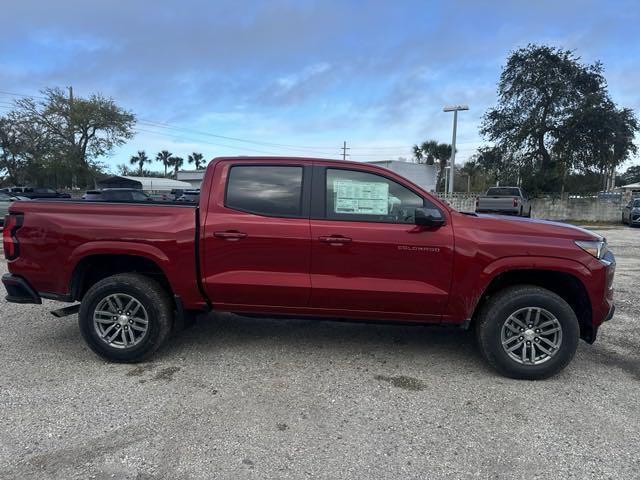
[412,145,423,163]
[413,140,453,191]
[188,152,205,170]
[460,160,482,193]
[169,156,184,177]
[129,150,151,176]
[156,150,173,177]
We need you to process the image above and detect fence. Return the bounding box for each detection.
[436,192,629,223]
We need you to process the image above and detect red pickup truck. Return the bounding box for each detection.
[2,157,615,379]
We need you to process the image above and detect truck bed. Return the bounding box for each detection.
[5,199,206,309]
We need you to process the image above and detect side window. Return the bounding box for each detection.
[132,191,148,201]
[225,165,304,217]
[325,169,427,224]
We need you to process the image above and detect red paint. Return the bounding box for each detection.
[6,157,614,333]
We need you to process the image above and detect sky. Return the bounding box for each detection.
[0,0,639,173]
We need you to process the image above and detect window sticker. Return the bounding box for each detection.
[333,179,389,215]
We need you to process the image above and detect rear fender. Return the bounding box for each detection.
[67,241,171,294]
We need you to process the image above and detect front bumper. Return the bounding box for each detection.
[604,303,615,322]
[2,273,42,304]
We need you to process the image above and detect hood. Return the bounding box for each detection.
[458,212,602,241]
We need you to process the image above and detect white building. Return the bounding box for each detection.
[97,176,192,192]
[176,170,206,189]
[617,182,640,196]
[367,160,438,192]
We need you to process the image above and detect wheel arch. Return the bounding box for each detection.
[70,253,174,303]
[472,267,594,342]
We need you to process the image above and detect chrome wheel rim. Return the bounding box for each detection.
[93,294,149,349]
[501,307,562,365]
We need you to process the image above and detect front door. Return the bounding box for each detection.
[309,166,454,321]
[202,161,312,309]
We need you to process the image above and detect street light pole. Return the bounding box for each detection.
[443,104,469,196]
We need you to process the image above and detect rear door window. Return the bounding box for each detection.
[225,165,304,217]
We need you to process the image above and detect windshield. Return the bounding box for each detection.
[486,187,520,196]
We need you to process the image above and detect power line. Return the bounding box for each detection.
[0,86,486,155]
[133,127,334,158]
[137,119,338,153]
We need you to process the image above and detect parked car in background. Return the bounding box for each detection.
[176,190,200,203]
[3,187,71,199]
[82,189,151,202]
[0,192,28,225]
[476,186,532,217]
[622,198,640,226]
[3,156,616,380]
[148,193,174,202]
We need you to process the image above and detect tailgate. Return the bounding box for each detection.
[477,197,518,210]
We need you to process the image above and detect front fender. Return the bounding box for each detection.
[445,255,594,324]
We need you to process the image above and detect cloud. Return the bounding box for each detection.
[0,0,638,167]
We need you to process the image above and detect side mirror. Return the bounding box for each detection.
[414,207,445,227]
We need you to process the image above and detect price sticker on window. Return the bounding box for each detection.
[334,180,389,215]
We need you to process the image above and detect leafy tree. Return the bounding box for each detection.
[188,152,205,170]
[412,140,452,191]
[479,44,637,193]
[129,150,151,176]
[11,87,135,187]
[473,146,506,185]
[620,165,640,186]
[459,160,484,192]
[156,150,173,177]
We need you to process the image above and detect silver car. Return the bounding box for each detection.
[622,198,640,226]
[0,192,28,225]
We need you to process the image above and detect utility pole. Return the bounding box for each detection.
[443,104,469,196]
[341,141,350,161]
[68,86,75,189]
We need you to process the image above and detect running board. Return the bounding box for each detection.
[50,304,81,318]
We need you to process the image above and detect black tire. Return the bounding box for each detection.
[475,285,579,380]
[79,273,173,363]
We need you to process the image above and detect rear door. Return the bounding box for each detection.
[309,165,454,321]
[201,161,312,309]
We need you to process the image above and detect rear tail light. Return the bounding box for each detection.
[3,214,23,260]
[513,197,518,207]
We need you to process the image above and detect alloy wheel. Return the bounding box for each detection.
[93,293,149,349]
[500,307,563,365]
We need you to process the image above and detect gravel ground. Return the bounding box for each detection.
[0,226,638,479]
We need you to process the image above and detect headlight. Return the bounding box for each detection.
[575,239,608,260]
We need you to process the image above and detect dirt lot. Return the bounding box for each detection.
[0,226,638,479]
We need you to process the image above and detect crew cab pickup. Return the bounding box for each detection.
[2,157,615,379]
[476,186,532,217]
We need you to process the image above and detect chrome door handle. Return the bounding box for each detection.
[213,231,248,241]
[319,235,352,245]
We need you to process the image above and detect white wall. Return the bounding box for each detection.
[368,161,437,192]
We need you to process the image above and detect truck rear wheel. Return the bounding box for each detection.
[78,273,173,363]
[475,285,579,380]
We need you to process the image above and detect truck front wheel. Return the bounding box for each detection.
[78,273,173,362]
[475,285,579,379]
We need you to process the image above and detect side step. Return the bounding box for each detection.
[50,304,81,318]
